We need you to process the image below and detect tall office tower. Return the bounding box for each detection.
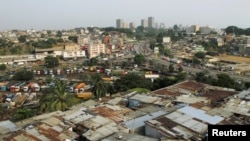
[148,17,155,28]
[141,19,148,28]
[129,22,136,29]
[116,19,124,28]
[155,22,159,29]
[123,22,129,28]
[191,25,200,32]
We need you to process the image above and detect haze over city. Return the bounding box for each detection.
[1,0,250,31]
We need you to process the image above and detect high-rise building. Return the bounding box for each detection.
[116,19,124,28]
[191,25,200,32]
[129,22,136,29]
[148,17,155,28]
[141,19,148,28]
[123,22,129,29]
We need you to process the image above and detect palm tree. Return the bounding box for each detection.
[91,74,107,99]
[39,79,81,113]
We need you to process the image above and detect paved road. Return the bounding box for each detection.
[149,57,250,82]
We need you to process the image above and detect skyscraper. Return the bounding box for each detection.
[148,17,155,28]
[116,19,124,28]
[129,22,136,29]
[141,19,148,28]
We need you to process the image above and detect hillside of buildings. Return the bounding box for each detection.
[0,25,250,141]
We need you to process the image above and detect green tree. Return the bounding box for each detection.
[47,30,52,35]
[176,72,187,81]
[0,104,7,120]
[89,57,98,66]
[56,31,62,37]
[178,66,183,72]
[152,76,178,90]
[0,64,6,71]
[134,54,146,66]
[44,56,59,68]
[114,73,152,92]
[13,107,35,121]
[215,73,235,88]
[168,64,174,73]
[163,48,173,57]
[192,57,201,65]
[195,70,214,84]
[12,70,34,81]
[91,74,107,99]
[79,73,93,84]
[47,38,57,45]
[39,79,82,112]
[18,35,27,43]
[10,46,22,55]
[68,36,78,43]
[57,38,64,43]
[195,52,206,59]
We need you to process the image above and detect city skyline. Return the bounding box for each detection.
[1,0,250,31]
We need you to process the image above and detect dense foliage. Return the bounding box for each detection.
[39,79,82,113]
[225,26,250,35]
[12,70,34,81]
[195,71,247,91]
[134,54,146,65]
[44,56,59,68]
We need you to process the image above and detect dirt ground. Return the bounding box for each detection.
[218,54,250,64]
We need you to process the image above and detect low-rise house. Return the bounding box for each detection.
[145,106,224,141]
[89,104,132,124]
[80,116,123,141]
[127,93,172,108]
[101,132,158,141]
[223,90,250,117]
[152,80,237,107]
[3,116,78,141]
[0,120,18,140]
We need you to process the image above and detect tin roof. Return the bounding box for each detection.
[63,107,93,124]
[237,90,250,100]
[123,110,167,129]
[101,132,158,141]
[152,80,205,97]
[82,122,120,141]
[129,94,161,104]
[0,120,17,135]
[90,105,132,123]
[177,106,224,125]
[223,98,250,116]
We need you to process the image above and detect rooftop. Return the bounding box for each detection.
[101,132,158,141]
[82,121,120,141]
[0,120,17,135]
[90,105,132,123]
[223,98,250,116]
[123,110,167,129]
[177,106,224,125]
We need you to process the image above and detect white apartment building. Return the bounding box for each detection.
[141,19,148,28]
[123,22,129,29]
[200,26,223,35]
[88,41,105,58]
[163,37,171,43]
[62,43,86,59]
[78,35,90,46]
[185,25,200,34]
[129,22,136,29]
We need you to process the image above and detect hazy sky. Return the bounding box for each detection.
[0,0,249,31]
